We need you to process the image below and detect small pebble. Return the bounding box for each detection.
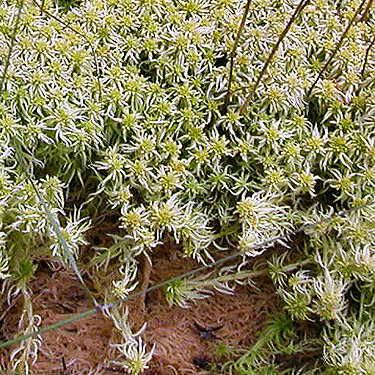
[64,324,78,332]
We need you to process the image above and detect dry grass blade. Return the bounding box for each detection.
[361,34,375,77]
[223,0,252,111]
[0,200,373,351]
[0,0,24,92]
[238,0,310,116]
[359,0,374,22]
[307,0,368,97]
[33,0,103,100]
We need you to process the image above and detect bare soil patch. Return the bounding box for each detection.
[0,231,279,375]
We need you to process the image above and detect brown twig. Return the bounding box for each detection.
[61,357,68,375]
[223,0,252,111]
[0,0,24,92]
[138,253,152,315]
[361,34,375,77]
[33,0,103,100]
[238,0,311,116]
[306,0,368,98]
[359,0,374,22]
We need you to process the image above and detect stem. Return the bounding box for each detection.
[223,0,252,111]
[359,0,374,22]
[138,253,152,314]
[0,201,373,350]
[0,0,24,92]
[307,0,368,97]
[40,0,45,15]
[238,0,310,116]
[190,270,266,287]
[12,141,98,307]
[361,34,375,77]
[33,0,103,100]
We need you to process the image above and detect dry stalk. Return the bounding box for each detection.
[223,0,252,111]
[0,0,24,92]
[33,0,103,100]
[307,0,368,97]
[361,34,375,77]
[359,0,374,22]
[238,0,310,116]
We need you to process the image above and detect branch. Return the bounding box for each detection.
[238,0,310,116]
[307,0,368,97]
[223,0,252,111]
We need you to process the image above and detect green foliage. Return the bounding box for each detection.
[227,313,296,374]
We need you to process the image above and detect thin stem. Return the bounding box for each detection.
[359,0,374,22]
[238,0,310,116]
[307,0,368,97]
[361,34,375,77]
[40,0,45,15]
[190,270,266,287]
[223,0,252,111]
[0,307,97,350]
[359,0,375,77]
[0,0,24,92]
[12,141,98,308]
[33,0,103,100]
[0,200,373,351]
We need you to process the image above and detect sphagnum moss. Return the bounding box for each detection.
[0,0,374,373]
